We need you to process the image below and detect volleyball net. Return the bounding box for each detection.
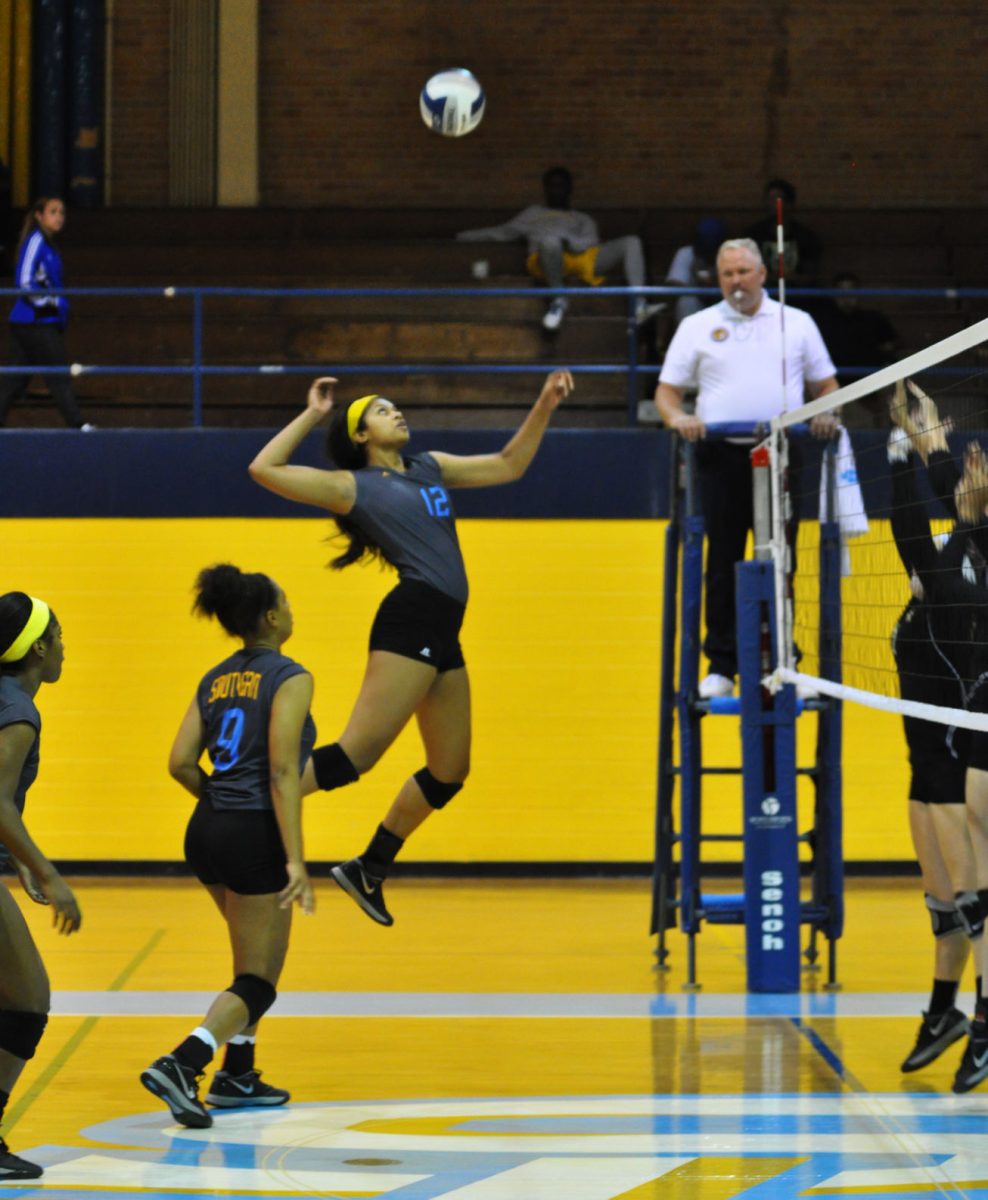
[770,315,988,732]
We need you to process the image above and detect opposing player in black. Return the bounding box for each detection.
[249,370,572,926]
[887,417,980,1073]
[140,565,316,1128]
[888,387,988,1091]
[0,593,81,1180]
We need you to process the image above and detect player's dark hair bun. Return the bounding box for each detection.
[193,564,277,639]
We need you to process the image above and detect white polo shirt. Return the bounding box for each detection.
[659,296,835,425]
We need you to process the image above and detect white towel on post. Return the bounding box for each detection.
[818,426,869,576]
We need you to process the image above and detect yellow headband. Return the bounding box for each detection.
[0,597,51,664]
[347,395,379,442]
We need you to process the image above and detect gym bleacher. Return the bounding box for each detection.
[9,206,988,429]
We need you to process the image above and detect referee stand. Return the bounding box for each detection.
[650,424,844,992]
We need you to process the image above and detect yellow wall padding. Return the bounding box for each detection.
[4,517,912,864]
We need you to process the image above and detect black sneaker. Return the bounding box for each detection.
[0,1138,42,1179]
[901,1007,969,1072]
[331,857,394,926]
[952,1020,988,1094]
[206,1069,290,1108]
[140,1053,213,1127]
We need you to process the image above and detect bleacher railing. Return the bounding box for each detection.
[2,284,986,427]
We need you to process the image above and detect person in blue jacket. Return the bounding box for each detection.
[0,197,92,430]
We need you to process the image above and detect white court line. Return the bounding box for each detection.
[27,1153,424,1193]
[47,990,936,1019]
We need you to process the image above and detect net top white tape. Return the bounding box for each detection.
[772,314,988,431]
[777,668,988,734]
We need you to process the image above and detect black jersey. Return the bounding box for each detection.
[0,675,40,863]
[351,453,469,604]
[196,646,316,812]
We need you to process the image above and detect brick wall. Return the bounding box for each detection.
[109,0,988,209]
[109,0,170,205]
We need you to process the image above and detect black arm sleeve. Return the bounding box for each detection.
[889,457,937,578]
[927,449,961,522]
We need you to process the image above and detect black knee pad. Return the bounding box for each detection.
[956,891,984,938]
[0,1010,48,1060]
[311,743,359,792]
[225,974,277,1025]
[926,894,964,939]
[413,766,464,810]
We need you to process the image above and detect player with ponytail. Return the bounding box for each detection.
[139,565,316,1127]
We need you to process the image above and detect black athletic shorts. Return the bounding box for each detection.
[369,579,466,673]
[904,716,968,804]
[909,754,967,805]
[184,797,288,894]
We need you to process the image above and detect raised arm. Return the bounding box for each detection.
[248,377,356,514]
[429,370,573,488]
[268,672,315,914]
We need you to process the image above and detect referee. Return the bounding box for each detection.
[653,237,838,699]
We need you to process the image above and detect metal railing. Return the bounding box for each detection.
[2,284,987,427]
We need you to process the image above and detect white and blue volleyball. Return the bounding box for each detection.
[420,69,485,137]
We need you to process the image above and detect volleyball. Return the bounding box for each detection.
[419,69,485,138]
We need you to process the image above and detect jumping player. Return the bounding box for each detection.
[139,565,315,1128]
[0,593,82,1179]
[248,370,573,926]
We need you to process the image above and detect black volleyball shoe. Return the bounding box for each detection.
[331,857,394,926]
[140,1053,213,1127]
[900,1008,969,1072]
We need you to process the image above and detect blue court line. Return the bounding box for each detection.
[789,1017,868,1092]
[46,990,940,1019]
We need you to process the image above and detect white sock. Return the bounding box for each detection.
[190,1025,218,1054]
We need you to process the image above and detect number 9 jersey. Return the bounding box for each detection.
[196,645,317,811]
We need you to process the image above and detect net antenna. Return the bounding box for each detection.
[768,195,794,677]
[776,195,788,413]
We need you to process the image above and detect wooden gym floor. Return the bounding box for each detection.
[0,875,984,1200]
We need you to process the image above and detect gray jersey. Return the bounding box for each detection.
[0,674,41,864]
[197,646,316,812]
[351,453,468,604]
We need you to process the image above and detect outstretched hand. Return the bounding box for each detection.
[306,377,338,423]
[539,370,574,410]
[891,379,950,463]
[955,440,988,524]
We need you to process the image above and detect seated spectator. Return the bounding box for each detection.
[665,217,727,326]
[457,166,663,333]
[814,271,899,423]
[746,178,822,286]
